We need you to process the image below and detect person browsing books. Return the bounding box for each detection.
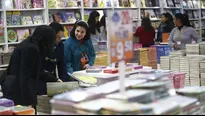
[64,20,96,74]
[36,22,70,95]
[168,13,201,50]
[156,13,175,43]
[0,25,56,114]
[87,10,101,52]
[134,17,155,47]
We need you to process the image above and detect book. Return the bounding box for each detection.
[105,0,111,7]
[52,12,63,22]
[92,0,98,7]
[21,16,33,25]
[31,0,44,8]
[7,30,18,42]
[48,0,57,8]
[48,12,54,23]
[16,29,30,42]
[4,0,14,9]
[61,12,76,23]
[6,12,12,26]
[74,10,81,20]
[12,11,21,25]
[32,15,44,24]
[84,0,90,7]
[56,0,64,8]
[65,0,73,7]
[98,0,104,7]
[21,0,32,9]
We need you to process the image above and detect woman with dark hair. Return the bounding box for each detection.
[0,25,56,113]
[168,13,201,50]
[134,17,155,47]
[36,22,70,95]
[156,13,175,43]
[87,10,101,51]
[64,20,96,74]
[100,15,106,41]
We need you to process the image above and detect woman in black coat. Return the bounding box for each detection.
[0,25,56,107]
[156,13,175,43]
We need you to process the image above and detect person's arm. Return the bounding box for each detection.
[87,39,96,66]
[57,43,70,82]
[191,28,201,43]
[64,41,74,74]
[168,28,176,48]
[19,47,41,105]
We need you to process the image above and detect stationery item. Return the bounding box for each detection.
[103,69,119,74]
[0,106,13,115]
[162,33,169,42]
[12,106,35,115]
[0,98,14,107]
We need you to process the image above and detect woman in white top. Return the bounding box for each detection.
[168,13,201,50]
[87,11,101,52]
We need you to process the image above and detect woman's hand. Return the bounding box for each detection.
[173,44,180,50]
[57,79,63,83]
[84,64,90,69]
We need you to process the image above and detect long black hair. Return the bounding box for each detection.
[100,15,106,28]
[175,13,192,27]
[162,13,174,25]
[87,11,100,34]
[141,17,154,32]
[31,25,56,56]
[70,20,90,42]
[49,22,64,34]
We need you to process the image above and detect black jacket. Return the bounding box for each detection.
[0,38,41,106]
[157,21,175,42]
[36,41,69,95]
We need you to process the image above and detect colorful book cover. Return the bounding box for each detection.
[12,11,21,25]
[56,0,64,8]
[92,0,98,7]
[64,0,73,7]
[52,12,63,22]
[63,26,69,38]
[62,12,76,22]
[74,10,81,20]
[33,15,44,24]
[7,30,18,42]
[31,0,44,8]
[105,0,111,7]
[97,0,104,7]
[16,29,30,41]
[21,16,33,25]
[20,0,32,9]
[84,10,92,22]
[84,0,90,7]
[4,0,14,9]
[6,12,12,26]
[49,12,54,23]
[130,0,136,7]
[48,0,57,8]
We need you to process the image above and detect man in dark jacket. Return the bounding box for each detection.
[36,22,70,95]
[0,25,56,110]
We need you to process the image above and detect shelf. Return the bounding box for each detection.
[7,24,46,28]
[0,64,8,68]
[163,7,181,9]
[150,19,161,21]
[84,7,112,10]
[133,19,140,21]
[0,43,6,46]
[141,7,160,9]
[189,18,200,21]
[8,42,20,45]
[113,7,138,9]
[48,7,81,10]
[6,8,45,11]
[60,22,75,25]
[183,8,200,10]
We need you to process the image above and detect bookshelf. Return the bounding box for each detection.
[0,0,205,53]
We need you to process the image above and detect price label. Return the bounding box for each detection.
[107,10,133,63]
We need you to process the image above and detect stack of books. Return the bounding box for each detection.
[179,57,190,86]
[160,56,170,70]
